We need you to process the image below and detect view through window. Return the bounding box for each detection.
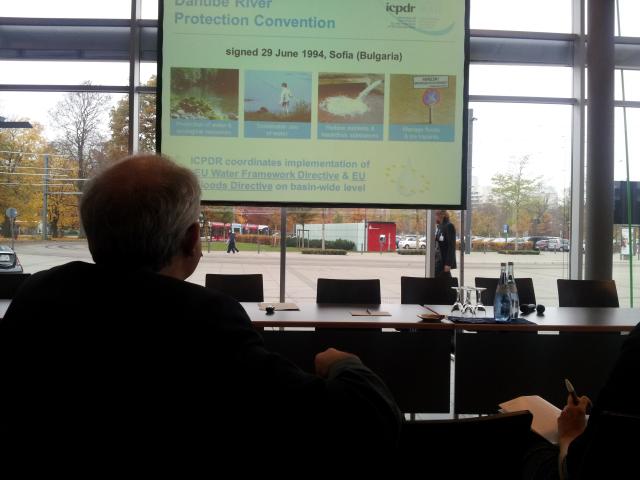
[1,1,640,307]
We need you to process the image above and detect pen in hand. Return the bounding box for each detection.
[565,378,580,405]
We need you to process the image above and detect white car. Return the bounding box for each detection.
[418,237,427,249]
[398,236,418,249]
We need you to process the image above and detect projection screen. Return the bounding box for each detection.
[159,0,469,208]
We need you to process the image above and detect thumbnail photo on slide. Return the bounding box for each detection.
[244,71,312,123]
[244,70,312,139]
[389,74,456,142]
[170,67,239,137]
[318,73,385,141]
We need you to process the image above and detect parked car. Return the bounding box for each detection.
[535,238,569,252]
[528,236,550,249]
[0,245,23,273]
[418,236,427,249]
[398,235,418,249]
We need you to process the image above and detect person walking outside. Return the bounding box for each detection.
[227,231,239,254]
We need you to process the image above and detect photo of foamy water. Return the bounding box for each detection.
[318,74,384,124]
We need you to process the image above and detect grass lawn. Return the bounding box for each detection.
[201,241,300,253]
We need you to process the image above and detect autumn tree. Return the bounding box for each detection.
[0,123,49,237]
[528,187,557,236]
[45,155,81,237]
[104,76,157,159]
[490,156,542,246]
[471,202,503,237]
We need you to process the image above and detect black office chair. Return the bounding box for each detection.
[316,278,381,304]
[205,273,264,302]
[557,279,619,307]
[475,277,537,306]
[400,276,459,305]
[400,410,533,478]
[0,273,31,299]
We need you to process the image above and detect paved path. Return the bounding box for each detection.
[10,241,640,307]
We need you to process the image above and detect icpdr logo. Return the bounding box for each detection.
[386,2,416,15]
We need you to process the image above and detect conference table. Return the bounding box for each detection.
[242,303,638,414]
[1,299,637,414]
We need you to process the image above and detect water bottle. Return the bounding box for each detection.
[494,263,511,322]
[507,262,519,319]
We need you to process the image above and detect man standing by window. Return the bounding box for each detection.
[435,209,456,278]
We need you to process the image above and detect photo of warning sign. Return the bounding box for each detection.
[389,74,456,142]
[422,88,440,106]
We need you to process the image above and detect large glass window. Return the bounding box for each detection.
[470,0,571,33]
[612,107,640,307]
[469,102,573,306]
[0,61,130,87]
[470,65,573,98]
[3,1,640,307]
[141,0,159,20]
[1,91,125,258]
[1,0,132,19]
[616,0,640,37]
[615,70,640,102]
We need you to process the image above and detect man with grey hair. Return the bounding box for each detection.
[0,154,401,457]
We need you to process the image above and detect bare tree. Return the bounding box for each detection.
[49,83,111,195]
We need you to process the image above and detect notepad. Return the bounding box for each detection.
[499,395,561,444]
[350,310,391,316]
[257,302,300,311]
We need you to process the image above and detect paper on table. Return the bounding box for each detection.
[350,310,392,316]
[499,395,561,444]
[257,302,300,311]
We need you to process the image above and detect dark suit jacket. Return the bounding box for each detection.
[436,219,457,273]
[0,262,401,457]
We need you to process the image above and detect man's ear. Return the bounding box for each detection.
[183,222,200,256]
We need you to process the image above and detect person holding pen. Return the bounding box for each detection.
[523,321,640,479]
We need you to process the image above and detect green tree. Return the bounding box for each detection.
[490,156,542,247]
[288,208,317,247]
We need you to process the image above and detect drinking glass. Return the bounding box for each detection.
[474,287,487,316]
[451,286,464,313]
[462,287,475,315]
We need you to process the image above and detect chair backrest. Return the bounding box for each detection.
[400,276,459,305]
[204,274,264,302]
[475,277,536,306]
[0,273,31,299]
[400,410,533,477]
[557,279,619,307]
[316,278,381,304]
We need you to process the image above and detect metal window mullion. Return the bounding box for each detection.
[570,0,586,280]
[0,84,129,93]
[128,0,141,154]
[469,95,577,105]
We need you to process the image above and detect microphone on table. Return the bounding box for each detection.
[520,304,545,316]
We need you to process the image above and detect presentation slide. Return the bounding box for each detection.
[159,0,468,207]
